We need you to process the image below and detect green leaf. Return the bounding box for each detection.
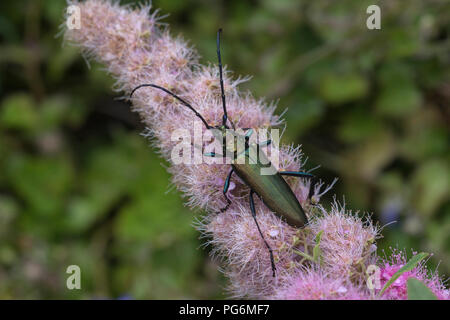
[0,195,18,234]
[293,230,324,264]
[313,230,323,263]
[6,154,74,218]
[375,63,421,118]
[0,93,38,131]
[375,83,421,117]
[40,95,70,128]
[338,110,383,143]
[386,29,420,59]
[284,89,324,139]
[407,278,438,300]
[411,160,449,217]
[378,252,429,297]
[292,249,314,262]
[318,73,369,105]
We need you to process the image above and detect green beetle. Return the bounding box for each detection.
[131,29,314,276]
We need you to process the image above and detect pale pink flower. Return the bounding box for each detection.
[273,268,370,300]
[308,200,380,284]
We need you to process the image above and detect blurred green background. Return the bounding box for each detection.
[0,0,448,299]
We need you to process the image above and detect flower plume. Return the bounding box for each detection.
[64,0,448,299]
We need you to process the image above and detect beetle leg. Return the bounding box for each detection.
[258,139,271,147]
[244,128,254,138]
[249,190,276,277]
[279,171,316,201]
[219,168,234,213]
[204,152,224,157]
[279,171,315,178]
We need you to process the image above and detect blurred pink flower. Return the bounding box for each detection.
[378,249,449,300]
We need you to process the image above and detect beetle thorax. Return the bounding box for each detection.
[210,127,248,158]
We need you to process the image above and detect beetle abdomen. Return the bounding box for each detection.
[232,162,308,228]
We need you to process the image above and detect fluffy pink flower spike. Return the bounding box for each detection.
[64,0,448,299]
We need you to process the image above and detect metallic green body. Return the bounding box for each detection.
[231,143,308,227]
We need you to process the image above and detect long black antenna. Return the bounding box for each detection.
[130,84,210,129]
[217,29,235,130]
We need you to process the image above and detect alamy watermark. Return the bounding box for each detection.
[66,5,81,30]
[366,264,382,291]
[366,5,381,30]
[66,265,81,290]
